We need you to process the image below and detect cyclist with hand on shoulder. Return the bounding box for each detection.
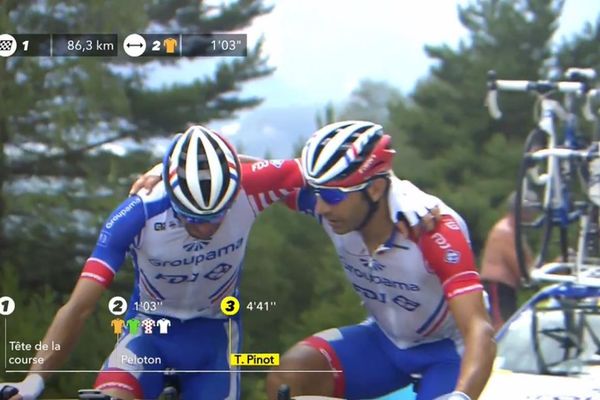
[266,121,496,400]
[0,125,305,400]
[1,124,438,400]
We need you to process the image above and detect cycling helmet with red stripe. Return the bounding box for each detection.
[301,120,395,188]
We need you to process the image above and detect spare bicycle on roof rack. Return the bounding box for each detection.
[485,68,600,287]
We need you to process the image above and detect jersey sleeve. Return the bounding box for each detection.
[418,215,483,300]
[241,159,304,214]
[80,195,147,288]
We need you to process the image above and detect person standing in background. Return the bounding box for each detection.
[480,191,535,331]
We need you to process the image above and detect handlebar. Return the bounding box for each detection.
[485,70,598,121]
[565,67,597,82]
[278,384,291,400]
[0,386,18,400]
[525,147,598,162]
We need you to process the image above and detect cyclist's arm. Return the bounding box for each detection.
[28,196,144,382]
[29,279,105,378]
[241,159,305,214]
[448,291,496,398]
[0,279,105,399]
[420,215,495,399]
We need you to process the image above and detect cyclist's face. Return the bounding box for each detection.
[183,220,222,239]
[175,212,226,239]
[315,191,369,234]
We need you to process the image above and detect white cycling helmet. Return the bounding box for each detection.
[163,125,241,221]
[301,120,395,188]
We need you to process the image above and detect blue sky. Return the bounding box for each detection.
[141,0,600,157]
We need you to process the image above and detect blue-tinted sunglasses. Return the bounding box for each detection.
[173,208,227,225]
[309,182,371,205]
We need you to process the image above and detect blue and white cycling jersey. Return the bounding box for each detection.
[285,177,483,349]
[80,159,304,320]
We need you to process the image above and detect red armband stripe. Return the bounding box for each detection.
[80,258,116,288]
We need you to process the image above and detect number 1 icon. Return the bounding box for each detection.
[0,296,16,316]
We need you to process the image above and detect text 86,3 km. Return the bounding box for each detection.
[67,39,114,52]
[54,34,118,57]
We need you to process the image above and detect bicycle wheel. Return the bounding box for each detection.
[514,129,570,284]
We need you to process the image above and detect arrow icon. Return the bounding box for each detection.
[123,33,146,57]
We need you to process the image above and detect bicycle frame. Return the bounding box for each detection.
[486,70,600,285]
[487,76,587,227]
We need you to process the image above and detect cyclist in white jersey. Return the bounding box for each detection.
[0,124,437,400]
[266,121,496,400]
[0,126,308,400]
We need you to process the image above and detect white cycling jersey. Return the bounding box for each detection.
[286,177,483,349]
[80,159,304,320]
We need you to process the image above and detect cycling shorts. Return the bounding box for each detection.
[303,319,461,400]
[94,313,241,399]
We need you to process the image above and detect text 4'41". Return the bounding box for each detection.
[246,301,276,311]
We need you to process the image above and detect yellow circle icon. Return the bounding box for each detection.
[220,296,240,316]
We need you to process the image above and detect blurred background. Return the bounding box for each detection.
[1,0,600,398]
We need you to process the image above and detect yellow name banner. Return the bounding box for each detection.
[230,353,280,366]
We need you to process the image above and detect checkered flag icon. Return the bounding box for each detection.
[0,39,14,51]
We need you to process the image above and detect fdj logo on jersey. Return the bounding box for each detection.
[352,283,421,312]
[204,263,233,280]
[155,273,200,284]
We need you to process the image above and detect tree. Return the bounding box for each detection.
[387,0,564,252]
[339,79,402,124]
[0,0,274,292]
[555,16,600,73]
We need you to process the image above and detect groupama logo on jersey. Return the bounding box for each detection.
[148,238,244,267]
[183,240,211,252]
[342,262,420,292]
[105,196,142,229]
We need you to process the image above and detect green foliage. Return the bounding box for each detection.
[0,266,120,396]
[3,0,600,398]
[387,0,564,254]
[1,0,273,292]
[339,80,403,124]
[315,102,337,128]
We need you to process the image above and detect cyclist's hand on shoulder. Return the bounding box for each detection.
[129,163,162,196]
[433,391,471,400]
[390,177,442,237]
[1,375,44,400]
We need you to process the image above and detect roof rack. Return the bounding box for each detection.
[531,262,600,287]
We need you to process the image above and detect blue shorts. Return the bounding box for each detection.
[303,320,461,400]
[95,313,241,399]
